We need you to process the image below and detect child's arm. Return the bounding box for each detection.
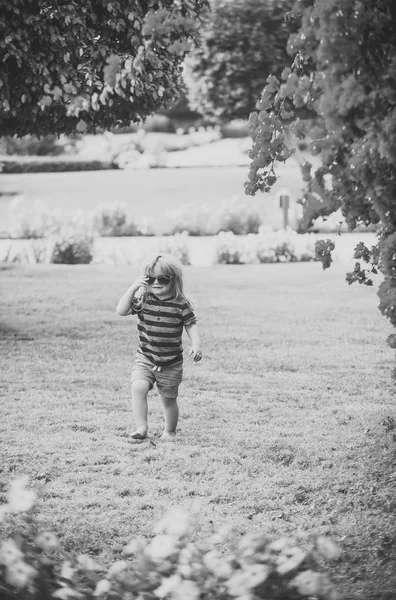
[116,276,147,316]
[185,322,202,362]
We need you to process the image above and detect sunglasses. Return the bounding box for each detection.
[147,275,172,285]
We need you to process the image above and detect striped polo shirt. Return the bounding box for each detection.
[132,292,197,367]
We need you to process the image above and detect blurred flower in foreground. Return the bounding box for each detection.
[35,532,59,552]
[123,536,146,556]
[154,507,193,538]
[0,505,9,522]
[147,535,177,562]
[93,578,111,597]
[107,559,129,577]
[7,476,36,513]
[155,575,200,600]
[316,536,342,560]
[226,564,269,596]
[0,539,23,566]
[155,574,181,597]
[77,554,101,571]
[172,579,200,600]
[5,560,37,588]
[292,569,334,597]
[203,550,233,579]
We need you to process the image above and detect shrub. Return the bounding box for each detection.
[0,158,116,174]
[220,120,250,138]
[142,114,176,133]
[0,134,68,156]
[215,199,262,235]
[216,229,317,265]
[159,232,191,265]
[168,199,263,236]
[50,228,94,265]
[92,203,145,237]
[169,203,218,236]
[0,476,341,600]
[8,206,62,240]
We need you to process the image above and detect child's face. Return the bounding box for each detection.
[147,264,172,298]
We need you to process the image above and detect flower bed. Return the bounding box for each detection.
[0,476,341,600]
[0,230,377,267]
[0,230,317,267]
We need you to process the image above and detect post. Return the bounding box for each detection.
[279,194,290,229]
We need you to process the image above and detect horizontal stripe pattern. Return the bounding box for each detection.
[133,292,196,366]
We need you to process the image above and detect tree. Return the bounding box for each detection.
[0,0,208,137]
[246,0,396,378]
[184,0,294,121]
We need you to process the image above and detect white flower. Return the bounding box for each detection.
[178,563,193,578]
[35,532,60,552]
[0,539,23,566]
[155,574,182,597]
[123,536,146,556]
[107,560,129,577]
[7,476,36,513]
[226,564,269,596]
[316,536,342,560]
[53,586,83,599]
[203,550,233,579]
[147,535,177,562]
[6,560,37,588]
[93,579,111,596]
[154,508,193,538]
[60,560,75,581]
[0,504,9,522]
[276,547,306,575]
[77,554,101,571]
[208,523,234,544]
[292,570,328,596]
[172,579,200,600]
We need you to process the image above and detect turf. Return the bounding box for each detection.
[1,262,396,599]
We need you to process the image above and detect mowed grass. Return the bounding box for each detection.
[1,262,396,599]
[0,163,304,234]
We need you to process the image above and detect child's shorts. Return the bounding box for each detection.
[131,352,183,399]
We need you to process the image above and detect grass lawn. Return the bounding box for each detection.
[0,162,305,235]
[1,262,396,599]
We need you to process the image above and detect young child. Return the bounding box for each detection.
[116,254,202,442]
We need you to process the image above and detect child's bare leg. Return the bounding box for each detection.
[131,380,150,439]
[160,395,178,440]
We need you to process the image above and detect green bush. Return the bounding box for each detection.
[8,209,62,240]
[216,229,317,265]
[50,232,94,265]
[168,200,263,236]
[0,477,341,600]
[159,233,191,265]
[0,158,116,173]
[92,204,147,237]
[220,120,250,139]
[142,115,176,133]
[217,200,262,235]
[0,135,69,156]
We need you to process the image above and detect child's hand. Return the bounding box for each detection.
[189,347,202,362]
[132,275,149,291]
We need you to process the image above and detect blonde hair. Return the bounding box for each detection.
[144,254,194,309]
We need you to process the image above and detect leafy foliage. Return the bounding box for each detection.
[216,228,317,264]
[92,203,146,237]
[169,199,263,236]
[0,477,341,600]
[246,0,396,358]
[50,233,94,264]
[184,0,294,121]
[0,0,208,137]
